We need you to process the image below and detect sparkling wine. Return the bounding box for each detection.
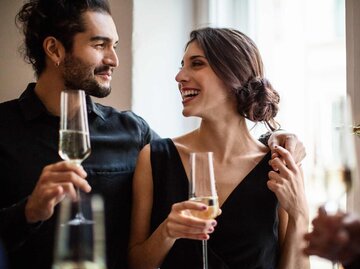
[59,130,91,163]
[320,166,353,214]
[52,261,105,269]
[190,196,219,219]
[324,166,352,194]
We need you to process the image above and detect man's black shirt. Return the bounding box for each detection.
[0,83,159,269]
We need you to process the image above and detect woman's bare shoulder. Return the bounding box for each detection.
[172,131,196,152]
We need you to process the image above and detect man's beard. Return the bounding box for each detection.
[62,54,112,98]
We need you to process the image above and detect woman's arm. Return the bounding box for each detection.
[277,205,309,269]
[128,144,172,269]
[267,146,310,269]
[128,145,216,269]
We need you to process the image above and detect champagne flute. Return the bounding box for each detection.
[313,95,355,213]
[189,152,219,269]
[52,194,106,269]
[312,95,356,268]
[59,89,91,225]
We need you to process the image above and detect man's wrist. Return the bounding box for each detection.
[258,131,272,146]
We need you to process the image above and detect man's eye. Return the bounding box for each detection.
[95,43,105,49]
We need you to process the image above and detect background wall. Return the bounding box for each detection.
[346,0,360,215]
[0,0,34,102]
[132,0,198,137]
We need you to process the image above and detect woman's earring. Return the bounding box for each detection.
[55,61,60,67]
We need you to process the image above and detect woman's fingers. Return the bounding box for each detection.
[270,146,297,171]
[172,200,207,212]
[167,218,215,236]
[166,201,217,240]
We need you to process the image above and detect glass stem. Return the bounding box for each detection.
[72,161,85,220]
[202,240,208,269]
[75,187,84,219]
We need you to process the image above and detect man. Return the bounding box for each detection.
[0,241,6,269]
[304,207,360,269]
[0,0,305,269]
[0,1,158,269]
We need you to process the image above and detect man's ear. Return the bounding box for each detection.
[43,36,65,66]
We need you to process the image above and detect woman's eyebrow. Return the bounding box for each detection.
[180,55,207,66]
[189,55,207,60]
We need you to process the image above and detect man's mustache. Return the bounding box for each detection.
[94,65,112,74]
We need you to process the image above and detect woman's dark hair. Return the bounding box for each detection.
[15,0,111,77]
[187,27,280,131]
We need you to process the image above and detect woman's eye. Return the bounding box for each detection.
[192,61,203,67]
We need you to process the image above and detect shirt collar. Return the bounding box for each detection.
[86,95,106,121]
[19,83,106,121]
[19,83,49,121]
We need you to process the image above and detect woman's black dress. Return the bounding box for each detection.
[150,138,279,269]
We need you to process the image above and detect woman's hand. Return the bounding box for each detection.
[267,145,308,220]
[268,132,306,165]
[162,200,217,241]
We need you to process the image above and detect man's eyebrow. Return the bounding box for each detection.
[90,36,119,45]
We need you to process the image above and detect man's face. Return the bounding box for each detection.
[62,11,119,97]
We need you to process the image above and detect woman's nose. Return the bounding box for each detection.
[175,68,189,83]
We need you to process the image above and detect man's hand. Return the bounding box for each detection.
[268,131,306,164]
[304,208,360,264]
[25,161,91,223]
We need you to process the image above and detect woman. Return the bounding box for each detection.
[128,27,309,269]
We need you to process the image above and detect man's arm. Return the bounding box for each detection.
[304,209,360,265]
[344,257,360,269]
[0,199,43,250]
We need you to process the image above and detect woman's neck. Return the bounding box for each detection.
[186,116,266,163]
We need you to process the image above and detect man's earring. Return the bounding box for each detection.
[55,61,60,67]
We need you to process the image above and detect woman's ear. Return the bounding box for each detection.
[43,36,65,67]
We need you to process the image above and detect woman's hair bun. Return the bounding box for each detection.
[236,77,280,130]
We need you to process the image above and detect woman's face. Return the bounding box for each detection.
[175,41,235,119]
